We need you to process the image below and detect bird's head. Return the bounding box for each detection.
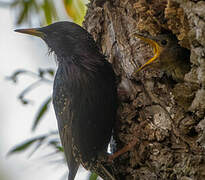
[133,33,183,72]
[15,21,99,62]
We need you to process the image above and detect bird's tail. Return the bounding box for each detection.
[68,160,79,180]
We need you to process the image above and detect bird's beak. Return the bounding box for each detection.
[133,32,161,72]
[14,28,45,38]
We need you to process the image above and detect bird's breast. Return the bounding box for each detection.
[53,62,117,162]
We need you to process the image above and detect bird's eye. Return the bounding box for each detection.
[161,40,167,46]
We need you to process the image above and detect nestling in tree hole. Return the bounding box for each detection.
[15,21,118,180]
[134,32,191,82]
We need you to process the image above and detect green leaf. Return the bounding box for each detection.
[8,136,46,155]
[38,68,55,78]
[11,0,58,25]
[64,0,87,25]
[18,80,42,105]
[48,140,64,152]
[32,97,52,131]
[7,70,27,83]
[89,173,98,180]
[47,69,54,77]
[28,136,48,157]
[41,0,58,25]
[17,1,29,24]
[42,0,52,25]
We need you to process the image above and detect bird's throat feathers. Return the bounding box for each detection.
[55,51,107,73]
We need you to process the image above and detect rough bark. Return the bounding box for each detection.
[83,0,205,179]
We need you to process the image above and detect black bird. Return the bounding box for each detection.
[134,33,191,82]
[15,21,117,180]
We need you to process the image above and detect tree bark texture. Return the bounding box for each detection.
[83,0,205,179]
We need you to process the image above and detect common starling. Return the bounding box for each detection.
[15,21,117,180]
[134,33,191,81]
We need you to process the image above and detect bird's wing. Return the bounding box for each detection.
[54,97,80,180]
[61,122,79,180]
[69,63,117,162]
[53,66,80,180]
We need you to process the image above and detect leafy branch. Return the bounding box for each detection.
[7,68,53,104]
[8,131,62,158]
[0,0,88,25]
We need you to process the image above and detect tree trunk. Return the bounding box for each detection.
[83,0,205,179]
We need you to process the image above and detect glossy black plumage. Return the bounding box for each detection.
[15,21,117,180]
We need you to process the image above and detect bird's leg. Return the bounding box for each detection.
[108,138,138,162]
[88,139,139,178]
[92,163,116,180]
[81,152,116,180]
